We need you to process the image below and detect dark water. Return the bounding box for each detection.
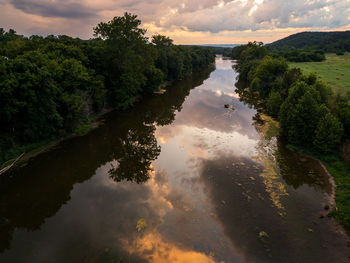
[0,57,349,263]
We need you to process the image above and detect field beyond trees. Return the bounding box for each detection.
[289,53,350,95]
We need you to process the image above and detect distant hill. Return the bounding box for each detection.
[184,44,240,56]
[199,44,240,48]
[268,31,350,53]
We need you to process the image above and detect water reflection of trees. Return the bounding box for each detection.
[199,154,339,263]
[234,80,263,110]
[274,141,332,193]
[251,113,332,192]
[0,66,215,253]
[237,81,332,193]
[108,126,160,183]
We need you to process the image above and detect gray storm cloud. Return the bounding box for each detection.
[1,0,349,39]
[10,0,98,18]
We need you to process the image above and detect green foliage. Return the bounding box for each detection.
[2,52,62,142]
[271,48,325,62]
[240,41,267,61]
[281,68,303,97]
[231,45,248,59]
[144,65,164,93]
[280,85,321,145]
[268,31,350,54]
[93,13,150,107]
[151,34,173,47]
[319,155,350,232]
[234,36,350,234]
[234,41,347,154]
[152,41,215,82]
[313,80,332,104]
[313,113,344,153]
[0,138,54,166]
[233,42,267,82]
[266,91,283,118]
[250,56,288,98]
[335,99,350,139]
[0,16,215,164]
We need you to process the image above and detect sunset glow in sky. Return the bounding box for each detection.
[1,0,350,44]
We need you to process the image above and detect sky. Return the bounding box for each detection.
[0,0,350,44]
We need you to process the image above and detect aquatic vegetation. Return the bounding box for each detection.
[136,219,148,232]
[252,114,288,216]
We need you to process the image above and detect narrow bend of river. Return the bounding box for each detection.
[0,57,349,263]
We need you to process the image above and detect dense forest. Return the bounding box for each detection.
[269,48,326,62]
[231,31,350,62]
[205,47,233,57]
[232,41,350,230]
[268,31,350,54]
[232,40,326,62]
[0,13,215,164]
[233,41,349,153]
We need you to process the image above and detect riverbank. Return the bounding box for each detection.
[0,106,114,175]
[0,54,219,175]
[0,68,210,175]
[314,154,350,232]
[242,93,350,234]
[0,20,216,174]
[232,42,350,234]
[286,144,350,233]
[256,113,350,239]
[238,87,350,234]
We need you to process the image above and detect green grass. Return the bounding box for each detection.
[289,53,350,95]
[0,138,55,170]
[320,154,350,232]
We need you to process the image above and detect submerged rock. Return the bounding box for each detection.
[224,104,234,110]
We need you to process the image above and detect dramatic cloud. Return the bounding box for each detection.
[0,0,349,43]
[158,0,350,32]
[10,0,98,18]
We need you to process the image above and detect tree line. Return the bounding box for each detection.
[267,31,350,55]
[232,30,350,62]
[233,42,350,154]
[0,13,215,164]
[232,44,325,62]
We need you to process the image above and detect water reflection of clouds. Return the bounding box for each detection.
[151,58,350,262]
[1,163,237,262]
[157,126,256,160]
[173,59,257,137]
[99,164,243,263]
[125,232,217,263]
[156,89,258,141]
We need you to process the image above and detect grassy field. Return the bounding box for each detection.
[289,53,350,95]
[321,154,350,232]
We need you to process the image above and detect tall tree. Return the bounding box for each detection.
[94,13,153,108]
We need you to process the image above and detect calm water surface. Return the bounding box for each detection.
[1,57,349,263]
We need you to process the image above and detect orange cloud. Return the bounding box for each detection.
[124,232,217,263]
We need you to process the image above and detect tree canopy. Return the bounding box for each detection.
[0,13,215,164]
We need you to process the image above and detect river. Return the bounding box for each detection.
[0,56,349,262]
